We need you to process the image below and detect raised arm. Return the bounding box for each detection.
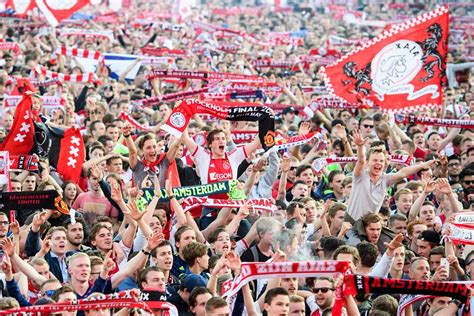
[390,160,437,185]
[408,179,434,222]
[181,127,198,155]
[352,130,367,177]
[2,239,48,286]
[122,124,138,169]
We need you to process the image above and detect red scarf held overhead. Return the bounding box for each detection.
[395,113,474,129]
[161,99,275,152]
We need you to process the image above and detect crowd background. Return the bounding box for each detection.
[0,0,472,315]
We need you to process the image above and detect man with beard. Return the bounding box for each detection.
[346,131,436,223]
[447,154,462,183]
[64,218,90,254]
[306,277,336,315]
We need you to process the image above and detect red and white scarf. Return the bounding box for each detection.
[32,66,99,83]
[395,114,474,129]
[53,46,105,63]
[119,112,150,131]
[298,55,338,66]
[224,261,351,316]
[59,28,115,42]
[132,87,212,107]
[445,224,474,246]
[146,69,265,83]
[304,97,360,117]
[4,95,65,109]
[312,155,414,172]
[140,56,175,66]
[180,197,275,214]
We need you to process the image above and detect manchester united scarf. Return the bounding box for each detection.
[344,274,470,302]
[321,6,449,113]
[162,99,275,151]
[395,113,474,129]
[0,190,68,213]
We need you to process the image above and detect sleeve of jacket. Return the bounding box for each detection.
[90,276,108,294]
[257,151,279,198]
[25,229,41,257]
[6,279,32,307]
[99,179,121,211]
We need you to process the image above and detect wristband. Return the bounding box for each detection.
[124,134,131,138]
[168,195,176,200]
[141,249,151,256]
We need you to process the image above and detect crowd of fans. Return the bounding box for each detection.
[0,0,473,315]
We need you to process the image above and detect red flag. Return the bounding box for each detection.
[35,0,90,26]
[0,95,35,155]
[5,0,37,16]
[321,6,449,114]
[56,127,85,183]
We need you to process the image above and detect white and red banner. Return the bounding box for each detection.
[32,66,99,83]
[35,0,90,27]
[54,46,105,64]
[321,6,449,114]
[445,224,474,246]
[119,112,150,131]
[0,42,20,56]
[312,155,414,172]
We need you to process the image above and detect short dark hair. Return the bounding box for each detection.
[264,287,289,305]
[357,242,378,267]
[206,129,225,147]
[189,287,211,308]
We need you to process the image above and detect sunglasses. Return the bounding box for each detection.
[44,290,56,297]
[313,287,334,294]
[290,166,298,171]
[362,124,374,128]
[463,180,474,185]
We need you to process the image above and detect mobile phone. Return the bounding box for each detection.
[10,211,15,224]
[440,258,450,274]
[0,250,4,264]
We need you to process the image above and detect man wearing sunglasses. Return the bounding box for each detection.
[358,116,374,138]
[306,277,335,316]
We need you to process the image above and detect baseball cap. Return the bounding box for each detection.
[418,230,441,245]
[181,274,207,291]
[282,106,299,115]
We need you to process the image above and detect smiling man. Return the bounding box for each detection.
[346,130,436,223]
